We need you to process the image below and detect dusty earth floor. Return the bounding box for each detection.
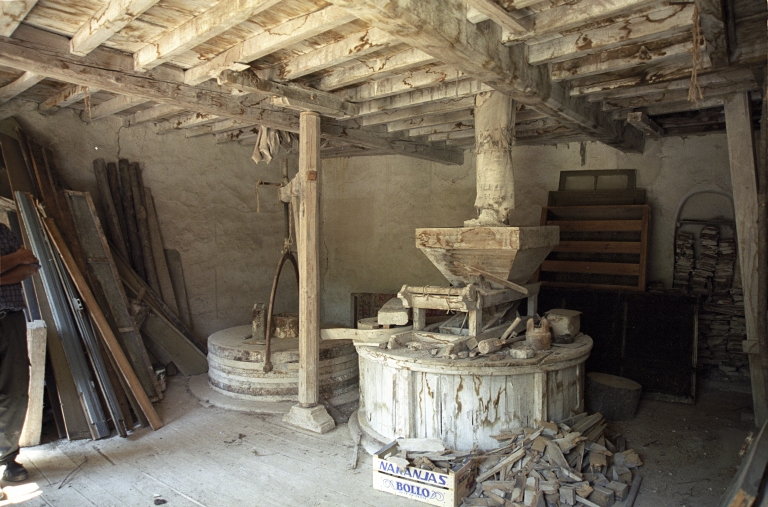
[0,376,754,507]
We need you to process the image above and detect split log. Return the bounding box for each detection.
[586,372,641,421]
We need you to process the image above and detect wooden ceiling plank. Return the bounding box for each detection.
[187,119,257,138]
[356,79,493,117]
[465,0,532,37]
[409,119,474,137]
[121,103,185,126]
[517,0,662,43]
[0,71,43,104]
[134,0,283,70]
[184,6,357,86]
[0,0,38,37]
[569,62,697,97]
[349,96,476,127]
[585,68,757,102]
[313,47,437,91]
[601,79,757,111]
[639,97,725,116]
[339,65,467,102]
[39,84,98,114]
[81,95,146,121]
[428,129,476,142]
[70,0,161,56]
[219,69,358,118]
[327,0,643,151]
[386,108,474,132]
[528,3,694,65]
[626,111,664,138]
[155,112,222,134]
[697,0,728,69]
[550,38,704,82]
[259,27,396,82]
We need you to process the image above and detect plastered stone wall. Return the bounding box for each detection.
[8,105,734,333]
[12,108,299,341]
[322,135,733,325]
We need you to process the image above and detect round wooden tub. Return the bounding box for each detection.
[355,334,592,451]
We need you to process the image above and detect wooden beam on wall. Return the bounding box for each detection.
[0,0,38,37]
[70,0,161,56]
[0,71,43,104]
[121,103,184,126]
[133,0,283,70]
[80,95,146,121]
[724,92,768,426]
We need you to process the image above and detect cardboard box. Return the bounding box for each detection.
[372,441,475,507]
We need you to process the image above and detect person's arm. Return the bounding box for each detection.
[0,264,38,285]
[0,247,39,275]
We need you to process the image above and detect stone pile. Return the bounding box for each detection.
[690,226,719,295]
[673,232,695,290]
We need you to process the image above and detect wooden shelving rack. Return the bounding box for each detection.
[537,204,650,291]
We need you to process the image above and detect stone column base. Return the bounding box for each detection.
[282,404,335,434]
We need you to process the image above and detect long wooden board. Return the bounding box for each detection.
[546,219,644,232]
[64,190,162,402]
[165,248,194,332]
[19,320,46,447]
[45,218,162,430]
[540,260,640,276]
[144,187,178,316]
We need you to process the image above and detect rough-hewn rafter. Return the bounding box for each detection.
[0,71,43,104]
[339,65,467,102]
[70,0,161,56]
[39,84,97,114]
[184,6,356,86]
[465,0,532,37]
[328,0,643,152]
[121,103,184,126]
[313,48,437,91]
[80,94,145,121]
[0,0,38,37]
[133,0,283,70]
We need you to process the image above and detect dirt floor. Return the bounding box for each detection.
[0,376,755,507]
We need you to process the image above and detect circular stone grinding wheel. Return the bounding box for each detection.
[585,372,642,421]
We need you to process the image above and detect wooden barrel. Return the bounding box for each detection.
[357,334,592,451]
[207,326,358,403]
[585,372,642,421]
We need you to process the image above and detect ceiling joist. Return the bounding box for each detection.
[70,0,161,56]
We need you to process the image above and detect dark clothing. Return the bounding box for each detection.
[0,224,25,312]
[0,310,29,464]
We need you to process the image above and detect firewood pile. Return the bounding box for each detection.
[389,412,643,507]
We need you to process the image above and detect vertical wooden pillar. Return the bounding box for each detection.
[466,91,516,226]
[298,111,320,408]
[283,112,334,433]
[724,92,768,426]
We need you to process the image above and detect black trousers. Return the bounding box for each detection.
[0,311,28,465]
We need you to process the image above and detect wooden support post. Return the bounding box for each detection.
[468,309,482,337]
[724,92,768,426]
[466,91,516,226]
[413,307,426,331]
[283,112,334,434]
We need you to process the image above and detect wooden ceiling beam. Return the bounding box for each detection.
[312,47,437,91]
[80,95,146,121]
[39,84,98,114]
[550,35,704,82]
[639,97,725,117]
[354,79,493,117]
[601,79,757,112]
[155,112,221,134]
[528,3,694,65]
[465,0,532,38]
[347,96,475,127]
[259,28,396,82]
[0,0,38,37]
[339,65,467,102]
[121,103,185,126]
[0,71,43,104]
[187,119,257,138]
[569,61,697,97]
[409,120,474,137]
[183,6,356,86]
[328,0,643,152]
[385,108,474,132]
[626,111,664,139]
[70,0,161,56]
[219,70,358,118]
[133,0,283,70]
[697,0,729,69]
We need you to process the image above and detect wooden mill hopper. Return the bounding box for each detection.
[415,226,560,287]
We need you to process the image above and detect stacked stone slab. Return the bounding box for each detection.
[690,226,719,295]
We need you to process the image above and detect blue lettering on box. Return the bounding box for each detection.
[378,458,450,486]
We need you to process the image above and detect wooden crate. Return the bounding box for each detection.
[373,441,475,507]
[537,205,650,291]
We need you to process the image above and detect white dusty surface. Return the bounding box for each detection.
[2,377,754,507]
